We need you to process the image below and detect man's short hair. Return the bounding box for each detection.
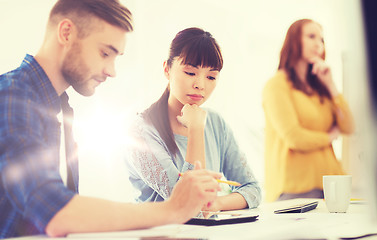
[49,0,133,38]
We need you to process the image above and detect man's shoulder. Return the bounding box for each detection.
[0,66,35,93]
[0,67,45,116]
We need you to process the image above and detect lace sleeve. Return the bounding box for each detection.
[126,119,184,200]
[129,132,172,199]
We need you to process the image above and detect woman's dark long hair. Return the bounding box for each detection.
[279,19,331,100]
[142,27,223,156]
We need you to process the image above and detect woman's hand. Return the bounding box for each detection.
[328,125,341,143]
[309,57,339,97]
[178,104,207,168]
[177,104,207,130]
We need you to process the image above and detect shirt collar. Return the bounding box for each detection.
[22,54,62,115]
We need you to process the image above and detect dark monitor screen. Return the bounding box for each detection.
[361,0,377,223]
[362,0,377,107]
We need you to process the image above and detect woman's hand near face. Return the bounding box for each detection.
[309,57,339,97]
[177,104,207,130]
[328,125,341,143]
[178,104,207,168]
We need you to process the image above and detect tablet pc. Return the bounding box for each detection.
[185,213,259,226]
[274,201,318,214]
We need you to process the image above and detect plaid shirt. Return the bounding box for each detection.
[0,55,77,238]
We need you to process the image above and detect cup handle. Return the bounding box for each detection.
[330,181,336,202]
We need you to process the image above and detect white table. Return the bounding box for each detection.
[9,198,377,240]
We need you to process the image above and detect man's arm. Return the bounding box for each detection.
[46,167,221,237]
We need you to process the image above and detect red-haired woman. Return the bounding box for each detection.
[263,19,354,202]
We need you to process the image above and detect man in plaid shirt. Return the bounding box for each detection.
[0,0,221,238]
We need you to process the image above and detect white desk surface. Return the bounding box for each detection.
[9,198,377,240]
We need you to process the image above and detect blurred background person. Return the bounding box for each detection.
[262,19,354,202]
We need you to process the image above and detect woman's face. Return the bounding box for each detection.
[301,22,324,63]
[165,58,219,108]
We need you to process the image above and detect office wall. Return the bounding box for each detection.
[335,0,369,197]
[0,0,363,202]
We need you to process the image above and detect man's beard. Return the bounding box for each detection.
[61,41,93,96]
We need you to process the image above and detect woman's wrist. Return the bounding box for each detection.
[330,87,339,98]
[324,82,339,98]
[186,125,206,168]
[187,123,205,132]
[214,197,224,211]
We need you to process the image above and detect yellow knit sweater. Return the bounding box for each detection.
[262,70,354,202]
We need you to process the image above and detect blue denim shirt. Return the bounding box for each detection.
[0,55,77,238]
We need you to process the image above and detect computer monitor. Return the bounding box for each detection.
[361,0,377,223]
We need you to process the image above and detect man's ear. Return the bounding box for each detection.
[163,60,170,79]
[57,19,74,45]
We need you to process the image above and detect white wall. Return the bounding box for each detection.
[0,0,363,202]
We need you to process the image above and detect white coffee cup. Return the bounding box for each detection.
[323,175,352,213]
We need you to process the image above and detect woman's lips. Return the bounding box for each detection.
[188,94,204,101]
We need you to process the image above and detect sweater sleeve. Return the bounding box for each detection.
[212,111,261,209]
[331,95,355,134]
[262,75,331,151]
[125,117,193,201]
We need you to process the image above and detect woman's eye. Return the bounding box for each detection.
[184,71,195,76]
[101,51,109,58]
[208,76,216,80]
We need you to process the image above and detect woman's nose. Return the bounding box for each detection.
[193,77,205,90]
